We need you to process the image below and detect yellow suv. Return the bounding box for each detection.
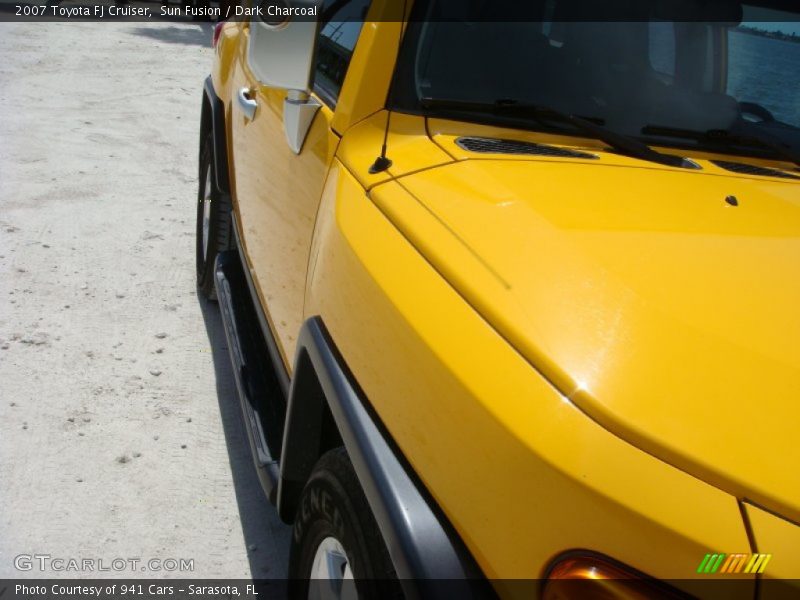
[197,0,800,596]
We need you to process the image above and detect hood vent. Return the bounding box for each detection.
[456,136,598,159]
[711,160,799,180]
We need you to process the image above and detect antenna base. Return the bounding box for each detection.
[368,156,393,174]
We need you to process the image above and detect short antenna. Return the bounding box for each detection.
[369,0,408,174]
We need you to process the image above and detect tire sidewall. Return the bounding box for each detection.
[288,450,398,599]
[289,471,372,598]
[196,132,228,297]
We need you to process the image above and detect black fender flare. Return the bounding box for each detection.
[277,317,495,599]
[202,76,230,195]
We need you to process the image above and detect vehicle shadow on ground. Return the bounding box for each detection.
[130,23,214,47]
[197,291,292,590]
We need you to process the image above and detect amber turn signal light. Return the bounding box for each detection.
[543,554,687,600]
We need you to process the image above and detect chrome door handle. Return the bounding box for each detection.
[237,87,257,121]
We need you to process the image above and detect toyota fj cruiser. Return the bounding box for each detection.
[197,0,800,597]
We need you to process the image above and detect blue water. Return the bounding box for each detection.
[727,29,800,126]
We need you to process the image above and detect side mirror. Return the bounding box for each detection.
[247,0,320,91]
[248,0,322,91]
[247,0,324,154]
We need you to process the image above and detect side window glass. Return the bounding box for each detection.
[314,0,371,106]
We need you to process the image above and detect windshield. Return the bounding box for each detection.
[391,0,800,159]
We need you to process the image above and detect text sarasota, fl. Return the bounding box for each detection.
[15,584,259,597]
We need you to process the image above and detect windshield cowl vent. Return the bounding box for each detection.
[455,137,598,160]
[711,160,800,180]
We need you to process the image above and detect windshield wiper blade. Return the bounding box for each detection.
[642,125,800,168]
[419,97,691,168]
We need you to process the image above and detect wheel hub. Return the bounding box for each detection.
[308,536,356,600]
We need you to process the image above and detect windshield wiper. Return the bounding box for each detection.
[419,97,692,168]
[642,125,800,168]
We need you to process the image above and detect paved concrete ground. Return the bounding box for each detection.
[0,19,291,580]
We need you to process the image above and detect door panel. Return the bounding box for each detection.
[231,27,337,371]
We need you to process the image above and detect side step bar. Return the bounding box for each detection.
[214,249,285,503]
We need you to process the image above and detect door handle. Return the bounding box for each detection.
[237,87,257,121]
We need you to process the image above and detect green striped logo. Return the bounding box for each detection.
[697,553,771,574]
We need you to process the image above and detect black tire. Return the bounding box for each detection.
[288,448,402,599]
[196,130,231,299]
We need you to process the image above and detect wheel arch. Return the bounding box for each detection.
[276,317,494,598]
[277,340,343,519]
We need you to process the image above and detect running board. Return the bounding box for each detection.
[214,250,285,504]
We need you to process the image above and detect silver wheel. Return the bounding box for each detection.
[201,165,212,261]
[308,536,356,600]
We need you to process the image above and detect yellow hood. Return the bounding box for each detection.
[372,156,800,523]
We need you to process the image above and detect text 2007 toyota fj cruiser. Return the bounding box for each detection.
[198,0,800,596]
